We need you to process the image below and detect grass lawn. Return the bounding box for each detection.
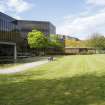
[0,54,105,105]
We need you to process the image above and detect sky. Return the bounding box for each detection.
[0,0,105,39]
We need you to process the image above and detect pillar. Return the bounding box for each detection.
[14,45,17,60]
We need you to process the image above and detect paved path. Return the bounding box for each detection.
[0,60,48,74]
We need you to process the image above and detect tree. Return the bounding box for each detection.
[28,29,48,49]
[87,33,105,50]
[65,38,87,48]
[49,34,64,48]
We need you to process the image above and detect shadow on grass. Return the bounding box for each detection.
[0,56,64,67]
[17,55,64,64]
[0,74,105,105]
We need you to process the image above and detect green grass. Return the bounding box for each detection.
[1,54,105,105]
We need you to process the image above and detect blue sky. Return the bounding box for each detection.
[0,0,105,39]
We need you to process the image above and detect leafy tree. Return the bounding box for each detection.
[49,34,64,48]
[65,39,79,47]
[65,39,87,48]
[87,33,105,50]
[27,29,48,49]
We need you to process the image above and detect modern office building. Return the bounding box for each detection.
[0,12,56,60]
[17,20,56,38]
[17,20,56,50]
[0,12,23,59]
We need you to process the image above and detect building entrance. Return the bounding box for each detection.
[0,42,17,60]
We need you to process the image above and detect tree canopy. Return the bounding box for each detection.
[49,34,64,48]
[27,30,48,49]
[86,33,105,50]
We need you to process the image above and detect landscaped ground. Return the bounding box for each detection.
[0,56,48,69]
[0,54,105,105]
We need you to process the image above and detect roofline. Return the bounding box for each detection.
[0,12,16,21]
[17,20,56,27]
[18,19,49,23]
[0,12,56,27]
[56,34,80,40]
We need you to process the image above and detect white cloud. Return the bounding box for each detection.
[57,9,105,39]
[0,1,6,12]
[7,0,33,13]
[57,0,105,39]
[12,14,22,19]
[86,0,105,6]
[0,6,5,12]
[0,0,33,13]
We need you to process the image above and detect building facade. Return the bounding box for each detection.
[0,12,56,59]
[0,12,22,59]
[17,20,56,38]
[17,20,56,51]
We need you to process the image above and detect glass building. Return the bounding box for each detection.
[17,20,56,52]
[0,12,21,43]
[0,12,56,60]
[0,12,22,59]
[17,20,56,38]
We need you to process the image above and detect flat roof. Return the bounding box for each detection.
[0,12,56,28]
[18,20,56,27]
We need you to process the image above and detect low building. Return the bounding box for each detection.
[56,34,80,47]
[65,47,96,54]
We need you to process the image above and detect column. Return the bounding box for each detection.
[14,45,17,60]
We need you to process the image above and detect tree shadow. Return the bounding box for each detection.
[0,55,64,66]
[0,74,105,105]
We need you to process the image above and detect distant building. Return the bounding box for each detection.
[65,47,96,55]
[64,35,80,41]
[56,34,80,47]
